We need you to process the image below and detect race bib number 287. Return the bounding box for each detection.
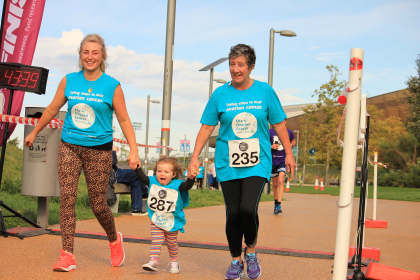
[148,185,178,213]
[228,138,260,167]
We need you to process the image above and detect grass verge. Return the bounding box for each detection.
[287,184,420,202]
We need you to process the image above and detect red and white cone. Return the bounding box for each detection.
[314,176,319,190]
[320,178,324,191]
[285,178,290,192]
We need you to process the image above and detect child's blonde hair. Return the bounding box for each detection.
[153,156,184,179]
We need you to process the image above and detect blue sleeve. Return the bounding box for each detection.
[200,91,219,125]
[267,87,287,125]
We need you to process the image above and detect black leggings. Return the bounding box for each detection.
[220,176,266,257]
[197,178,203,189]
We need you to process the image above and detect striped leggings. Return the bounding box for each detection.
[149,222,179,262]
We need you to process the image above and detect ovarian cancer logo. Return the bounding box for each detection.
[71,103,95,129]
[152,212,174,231]
[232,112,257,139]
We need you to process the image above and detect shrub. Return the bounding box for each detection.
[378,163,420,188]
[1,177,22,194]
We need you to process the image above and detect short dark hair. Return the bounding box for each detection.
[229,44,256,69]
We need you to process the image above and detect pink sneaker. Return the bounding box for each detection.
[53,249,76,272]
[109,232,125,267]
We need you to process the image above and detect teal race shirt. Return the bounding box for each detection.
[62,71,120,146]
[147,176,190,233]
[200,80,287,182]
[196,166,204,179]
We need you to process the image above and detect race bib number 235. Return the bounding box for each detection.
[228,138,260,167]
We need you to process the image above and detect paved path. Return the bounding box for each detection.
[1,193,419,279]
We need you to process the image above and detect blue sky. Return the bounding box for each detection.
[4,0,420,157]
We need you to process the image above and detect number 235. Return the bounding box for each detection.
[232,152,259,165]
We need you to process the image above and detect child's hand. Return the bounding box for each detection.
[188,167,198,179]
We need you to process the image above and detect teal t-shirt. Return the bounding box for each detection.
[61,71,120,146]
[147,176,190,233]
[196,166,204,179]
[200,80,287,182]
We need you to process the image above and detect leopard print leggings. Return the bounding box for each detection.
[58,141,117,253]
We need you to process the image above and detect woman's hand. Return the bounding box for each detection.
[285,154,296,179]
[127,150,140,170]
[24,132,37,148]
[188,158,199,179]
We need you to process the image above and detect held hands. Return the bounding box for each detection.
[127,150,140,170]
[187,158,199,179]
[271,143,279,150]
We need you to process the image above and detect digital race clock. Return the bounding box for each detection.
[0,62,49,95]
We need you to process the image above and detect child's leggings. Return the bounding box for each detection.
[150,222,179,262]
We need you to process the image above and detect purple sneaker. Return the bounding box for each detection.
[224,260,244,280]
[244,248,262,279]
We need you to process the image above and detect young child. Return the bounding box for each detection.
[135,156,197,273]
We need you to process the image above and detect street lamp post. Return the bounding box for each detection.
[146,95,161,172]
[265,28,296,194]
[199,57,229,190]
[293,130,299,184]
[268,28,297,87]
[132,122,142,160]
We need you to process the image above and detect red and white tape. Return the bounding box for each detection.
[113,138,173,150]
[0,113,173,150]
[0,114,63,129]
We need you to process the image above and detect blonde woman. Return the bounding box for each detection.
[25,34,139,272]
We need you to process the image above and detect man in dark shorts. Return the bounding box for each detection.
[270,120,296,214]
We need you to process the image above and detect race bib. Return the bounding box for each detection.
[148,184,178,213]
[228,138,260,167]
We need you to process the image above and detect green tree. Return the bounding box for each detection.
[406,54,420,140]
[367,104,407,157]
[304,65,346,185]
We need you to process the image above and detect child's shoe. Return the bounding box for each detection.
[166,260,180,273]
[109,232,125,267]
[143,258,159,271]
[53,249,76,272]
[224,260,244,280]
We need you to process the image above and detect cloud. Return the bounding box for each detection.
[32,29,84,74]
[276,88,307,105]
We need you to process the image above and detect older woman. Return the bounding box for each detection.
[25,34,140,272]
[188,44,295,279]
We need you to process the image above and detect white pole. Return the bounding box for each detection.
[373,152,378,221]
[332,48,364,280]
[184,134,186,167]
[145,95,150,171]
[160,0,176,156]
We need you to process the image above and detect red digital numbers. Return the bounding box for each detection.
[3,69,39,89]
[29,72,39,88]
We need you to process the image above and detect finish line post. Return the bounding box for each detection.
[332,48,364,279]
